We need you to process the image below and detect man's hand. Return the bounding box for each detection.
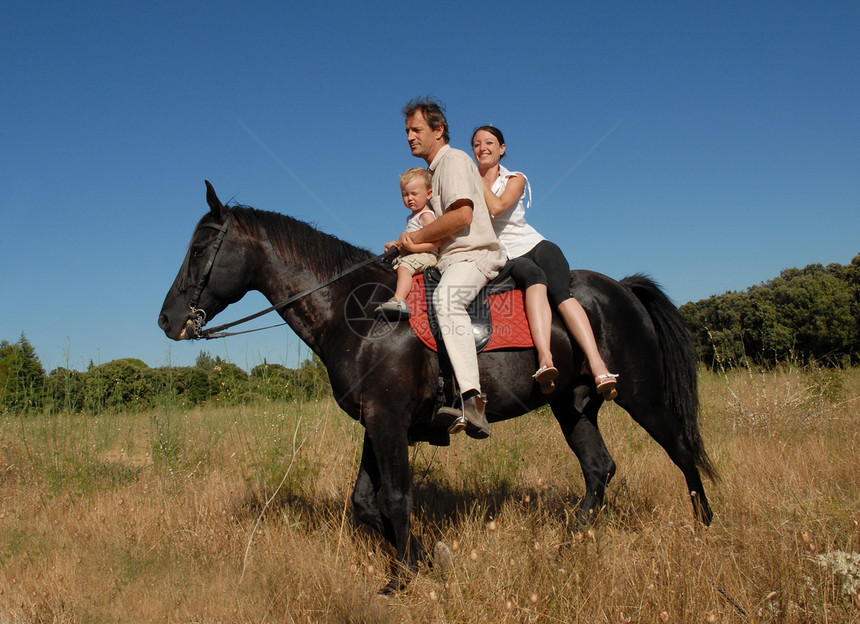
[397,232,420,253]
[381,241,401,262]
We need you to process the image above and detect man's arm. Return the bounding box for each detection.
[402,199,472,246]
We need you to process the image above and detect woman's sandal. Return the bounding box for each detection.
[596,373,619,401]
[533,365,559,394]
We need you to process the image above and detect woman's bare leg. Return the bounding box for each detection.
[524,284,554,370]
[557,297,613,385]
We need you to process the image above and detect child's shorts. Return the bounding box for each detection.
[393,252,438,276]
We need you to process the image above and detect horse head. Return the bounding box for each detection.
[158,181,253,340]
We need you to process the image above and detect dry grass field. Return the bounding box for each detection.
[1,365,858,623]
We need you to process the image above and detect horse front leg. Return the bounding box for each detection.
[351,429,425,592]
[352,434,395,542]
[551,395,616,523]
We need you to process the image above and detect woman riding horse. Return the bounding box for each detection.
[158,181,716,592]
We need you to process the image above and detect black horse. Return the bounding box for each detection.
[158,182,716,591]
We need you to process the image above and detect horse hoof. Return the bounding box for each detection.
[378,577,405,595]
[575,502,600,525]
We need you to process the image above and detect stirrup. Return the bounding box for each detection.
[448,415,467,434]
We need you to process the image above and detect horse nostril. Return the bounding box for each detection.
[158,313,169,330]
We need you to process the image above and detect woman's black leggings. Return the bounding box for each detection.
[509,240,574,307]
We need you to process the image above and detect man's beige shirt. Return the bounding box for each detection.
[427,144,505,279]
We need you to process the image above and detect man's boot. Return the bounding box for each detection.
[440,394,490,439]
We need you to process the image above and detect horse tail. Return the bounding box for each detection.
[620,274,718,481]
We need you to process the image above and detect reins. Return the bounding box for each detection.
[191,214,398,339]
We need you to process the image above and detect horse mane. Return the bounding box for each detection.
[229,205,374,277]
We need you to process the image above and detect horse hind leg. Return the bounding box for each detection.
[551,391,616,524]
[619,398,714,525]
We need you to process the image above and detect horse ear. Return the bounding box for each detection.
[204,180,227,218]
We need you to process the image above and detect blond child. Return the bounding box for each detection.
[376,168,440,319]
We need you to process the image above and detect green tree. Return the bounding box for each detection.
[759,264,857,362]
[195,350,217,370]
[44,366,85,413]
[294,354,332,400]
[82,359,154,411]
[250,361,295,401]
[681,254,860,368]
[159,366,211,405]
[681,290,752,368]
[206,358,249,403]
[0,334,46,411]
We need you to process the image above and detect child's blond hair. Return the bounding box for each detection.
[399,167,432,190]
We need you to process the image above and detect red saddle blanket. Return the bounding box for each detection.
[406,274,535,352]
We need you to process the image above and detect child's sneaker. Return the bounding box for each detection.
[374,298,411,320]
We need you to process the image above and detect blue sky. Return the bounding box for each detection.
[2,1,858,372]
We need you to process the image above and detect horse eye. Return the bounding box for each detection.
[191,245,206,258]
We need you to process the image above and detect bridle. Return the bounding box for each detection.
[185,212,234,338]
[184,210,398,340]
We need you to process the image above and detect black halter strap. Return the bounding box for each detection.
[188,213,233,310]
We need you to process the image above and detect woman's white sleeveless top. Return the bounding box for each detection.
[491,165,544,259]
